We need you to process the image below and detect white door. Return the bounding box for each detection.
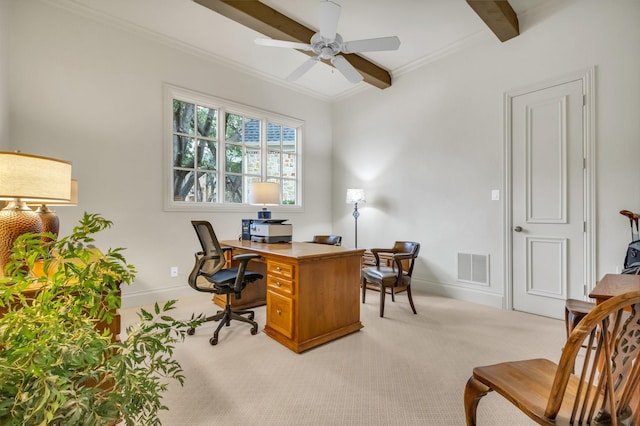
[510,79,586,319]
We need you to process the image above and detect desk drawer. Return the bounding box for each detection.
[267,260,294,280]
[267,274,293,295]
[267,290,293,338]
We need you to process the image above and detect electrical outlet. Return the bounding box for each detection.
[170,266,178,278]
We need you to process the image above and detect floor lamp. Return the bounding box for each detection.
[346,189,366,249]
[0,152,72,272]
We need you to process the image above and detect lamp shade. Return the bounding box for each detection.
[346,188,366,204]
[0,152,72,202]
[249,182,280,206]
[40,179,79,206]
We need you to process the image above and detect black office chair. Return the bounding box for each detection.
[310,235,342,246]
[188,220,263,345]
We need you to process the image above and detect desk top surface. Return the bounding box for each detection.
[220,240,365,261]
[589,273,640,302]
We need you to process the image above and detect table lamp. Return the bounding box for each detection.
[0,152,72,271]
[346,188,366,249]
[31,179,79,237]
[249,182,279,219]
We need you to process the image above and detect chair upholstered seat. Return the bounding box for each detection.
[361,266,410,286]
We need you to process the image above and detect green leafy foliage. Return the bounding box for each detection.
[0,213,203,425]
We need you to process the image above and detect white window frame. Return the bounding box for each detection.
[163,84,303,213]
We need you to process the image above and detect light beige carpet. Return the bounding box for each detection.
[120,290,565,425]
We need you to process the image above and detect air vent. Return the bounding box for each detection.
[457,252,489,285]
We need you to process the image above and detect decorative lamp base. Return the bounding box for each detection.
[0,202,42,272]
[258,208,272,219]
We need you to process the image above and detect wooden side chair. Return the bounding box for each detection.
[464,290,640,425]
[310,235,342,246]
[361,241,420,317]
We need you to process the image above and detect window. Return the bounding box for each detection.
[165,85,302,211]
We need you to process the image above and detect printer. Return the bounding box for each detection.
[249,219,292,243]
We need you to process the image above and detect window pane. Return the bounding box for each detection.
[282,180,296,205]
[245,118,260,146]
[267,123,281,147]
[283,127,296,152]
[197,140,217,171]
[225,145,242,173]
[197,106,217,139]
[267,150,281,177]
[225,175,242,203]
[173,135,195,167]
[244,176,261,202]
[283,153,296,178]
[173,169,194,202]
[196,171,217,202]
[245,148,261,174]
[173,100,195,135]
[225,113,243,142]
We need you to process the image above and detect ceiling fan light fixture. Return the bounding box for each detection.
[254,0,400,84]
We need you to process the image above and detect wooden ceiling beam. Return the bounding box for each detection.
[194,0,392,89]
[466,0,519,42]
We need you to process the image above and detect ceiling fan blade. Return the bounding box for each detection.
[319,1,341,41]
[331,55,363,83]
[342,36,401,53]
[286,57,320,81]
[255,38,313,51]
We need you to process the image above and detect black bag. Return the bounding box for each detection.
[623,240,640,269]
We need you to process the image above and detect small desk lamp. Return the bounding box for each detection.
[249,182,279,219]
[0,151,72,271]
[346,188,366,249]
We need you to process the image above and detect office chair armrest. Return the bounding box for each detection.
[232,253,260,262]
[232,253,261,294]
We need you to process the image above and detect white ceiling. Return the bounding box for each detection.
[58,0,547,101]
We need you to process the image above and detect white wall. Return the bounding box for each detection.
[7,0,640,311]
[0,0,9,149]
[8,0,334,307]
[332,0,640,307]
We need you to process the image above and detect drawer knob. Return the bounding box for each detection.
[276,266,281,271]
[276,281,282,287]
[276,309,282,316]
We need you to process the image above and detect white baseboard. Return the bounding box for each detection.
[413,278,505,310]
[121,285,194,309]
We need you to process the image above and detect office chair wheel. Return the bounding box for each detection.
[209,336,218,345]
[251,325,258,335]
[187,327,195,336]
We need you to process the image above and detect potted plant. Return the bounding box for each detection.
[0,213,202,425]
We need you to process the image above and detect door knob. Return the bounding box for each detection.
[514,226,523,232]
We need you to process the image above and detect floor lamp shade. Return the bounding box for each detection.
[0,152,72,271]
[249,182,279,219]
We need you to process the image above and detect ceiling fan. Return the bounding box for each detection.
[255,0,400,84]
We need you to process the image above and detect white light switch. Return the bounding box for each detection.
[491,190,500,201]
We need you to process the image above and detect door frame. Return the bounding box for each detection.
[503,67,596,311]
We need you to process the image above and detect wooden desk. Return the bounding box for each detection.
[221,240,365,353]
[588,273,640,303]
